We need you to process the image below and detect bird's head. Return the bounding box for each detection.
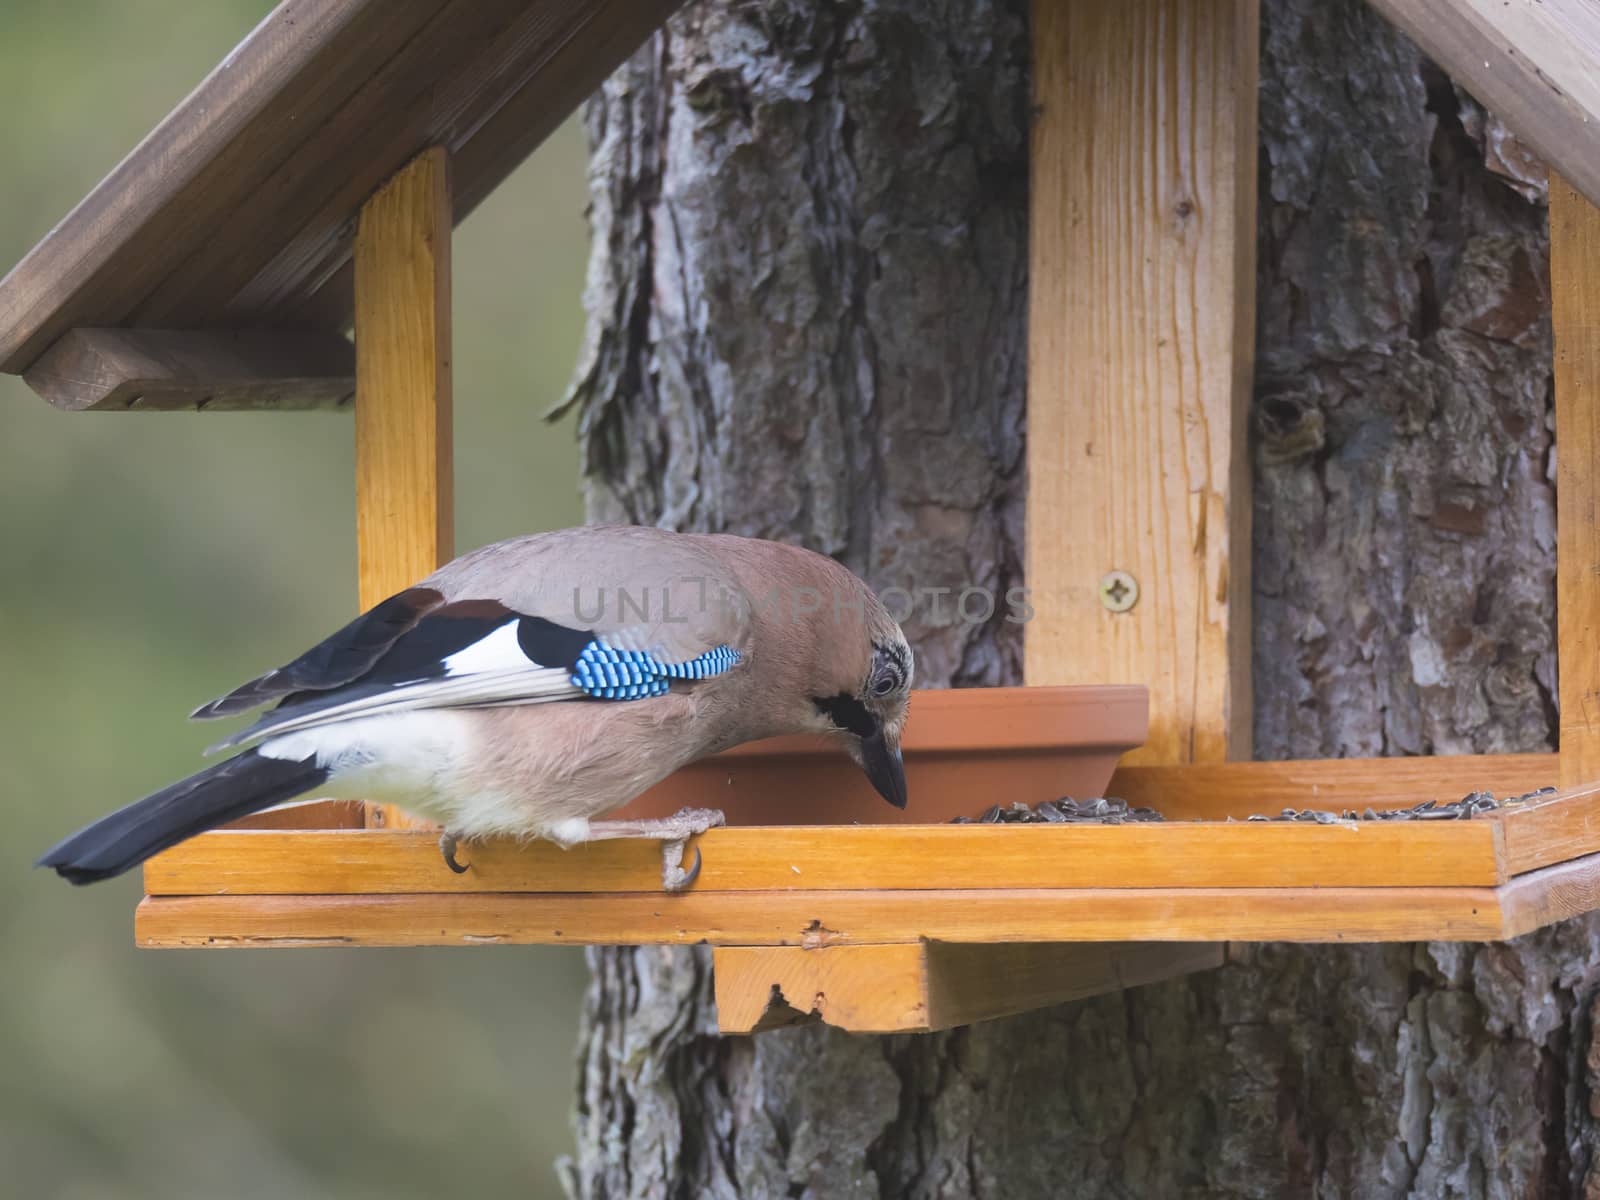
[807,587,913,810]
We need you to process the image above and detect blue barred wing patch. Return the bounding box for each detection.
[570,642,742,700]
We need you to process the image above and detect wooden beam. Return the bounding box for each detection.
[1554,175,1600,789]
[712,941,1224,1034]
[141,816,1510,897]
[1364,0,1600,210]
[1110,752,1556,820]
[354,146,453,830]
[134,871,1553,948]
[0,0,683,374]
[1025,0,1258,765]
[21,328,353,411]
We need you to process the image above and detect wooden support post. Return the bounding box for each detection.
[353,146,454,828]
[825,0,1262,1022]
[1554,175,1600,789]
[1025,0,1258,766]
[713,942,1224,1033]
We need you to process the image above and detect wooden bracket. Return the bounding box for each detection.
[713,942,1225,1034]
[22,327,353,411]
[353,145,454,830]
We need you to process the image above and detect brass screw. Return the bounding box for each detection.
[1099,570,1138,613]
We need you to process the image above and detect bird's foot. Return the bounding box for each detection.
[662,807,727,839]
[438,831,470,874]
[584,808,726,891]
[656,808,725,891]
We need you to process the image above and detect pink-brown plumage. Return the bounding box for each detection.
[39,526,912,887]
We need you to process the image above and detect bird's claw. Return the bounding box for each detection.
[659,810,722,891]
[439,831,469,874]
[660,840,704,891]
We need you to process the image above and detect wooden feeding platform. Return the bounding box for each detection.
[9,0,1600,1034]
[133,761,1600,1032]
[140,780,1600,949]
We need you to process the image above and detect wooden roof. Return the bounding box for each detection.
[1,0,1595,406]
[0,0,678,381]
[1366,0,1600,208]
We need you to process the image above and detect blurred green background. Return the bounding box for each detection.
[1,3,594,1196]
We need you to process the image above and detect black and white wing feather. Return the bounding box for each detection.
[196,595,745,755]
[197,598,604,752]
[192,586,447,719]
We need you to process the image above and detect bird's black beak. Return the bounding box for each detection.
[859,727,907,809]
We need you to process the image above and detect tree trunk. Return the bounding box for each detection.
[559,1,1594,1196]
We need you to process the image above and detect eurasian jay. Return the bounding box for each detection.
[37,525,913,890]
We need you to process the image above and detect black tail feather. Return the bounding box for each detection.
[36,750,328,885]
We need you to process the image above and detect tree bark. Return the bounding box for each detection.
[560,1,1595,1196]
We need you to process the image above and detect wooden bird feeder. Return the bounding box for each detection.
[8,0,1600,1035]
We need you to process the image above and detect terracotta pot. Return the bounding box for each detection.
[610,684,1149,826]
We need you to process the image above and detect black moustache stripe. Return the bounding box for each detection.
[812,693,877,738]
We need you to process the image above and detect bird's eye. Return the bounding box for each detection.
[872,674,898,698]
